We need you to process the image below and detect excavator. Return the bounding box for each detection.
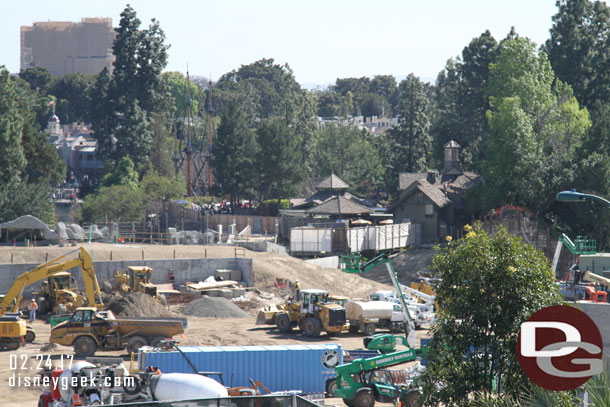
[333,333,426,407]
[0,247,104,348]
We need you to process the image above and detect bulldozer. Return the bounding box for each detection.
[114,266,166,305]
[256,288,348,337]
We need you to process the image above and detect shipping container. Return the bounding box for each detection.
[347,223,411,252]
[139,343,343,394]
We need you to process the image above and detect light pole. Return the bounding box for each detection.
[556,190,610,207]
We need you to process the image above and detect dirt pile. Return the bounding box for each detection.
[181,296,249,318]
[103,292,177,317]
[251,256,393,299]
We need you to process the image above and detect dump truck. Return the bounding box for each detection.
[0,247,104,345]
[256,289,348,337]
[345,300,406,335]
[49,307,186,357]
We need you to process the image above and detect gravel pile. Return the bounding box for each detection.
[103,292,176,318]
[182,296,249,318]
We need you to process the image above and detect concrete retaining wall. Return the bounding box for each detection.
[0,258,253,297]
[305,256,339,269]
[576,301,610,352]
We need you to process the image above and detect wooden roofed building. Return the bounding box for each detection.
[389,141,481,243]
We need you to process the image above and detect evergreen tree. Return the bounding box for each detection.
[256,119,302,202]
[0,67,26,187]
[544,0,610,107]
[212,101,257,205]
[387,74,431,194]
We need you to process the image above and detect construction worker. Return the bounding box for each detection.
[29,299,38,322]
[295,280,301,301]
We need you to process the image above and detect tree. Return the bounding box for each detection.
[211,101,257,204]
[19,67,52,94]
[421,225,564,406]
[101,156,140,189]
[21,114,66,184]
[474,37,590,215]
[93,5,170,172]
[256,119,302,202]
[387,74,431,194]
[81,185,146,223]
[141,170,185,201]
[0,67,26,187]
[313,125,383,197]
[0,180,55,224]
[544,0,610,108]
[48,73,95,124]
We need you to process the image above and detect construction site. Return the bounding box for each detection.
[0,242,436,407]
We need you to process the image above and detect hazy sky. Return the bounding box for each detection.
[3,1,559,86]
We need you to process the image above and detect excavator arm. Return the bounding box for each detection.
[0,247,103,314]
[342,253,416,347]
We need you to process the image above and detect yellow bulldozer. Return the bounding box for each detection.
[256,289,348,337]
[37,271,85,314]
[113,266,166,305]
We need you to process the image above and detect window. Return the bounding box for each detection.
[416,192,423,204]
[425,204,434,216]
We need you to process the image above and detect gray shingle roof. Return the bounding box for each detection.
[306,196,373,215]
[316,174,350,190]
[399,172,427,190]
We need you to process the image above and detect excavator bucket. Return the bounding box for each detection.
[256,305,279,325]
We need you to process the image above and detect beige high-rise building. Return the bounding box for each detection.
[21,18,115,76]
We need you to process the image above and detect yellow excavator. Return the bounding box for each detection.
[0,247,104,348]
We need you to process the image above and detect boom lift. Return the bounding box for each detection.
[0,247,104,346]
[341,253,416,347]
[334,333,425,407]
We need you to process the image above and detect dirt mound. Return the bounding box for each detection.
[251,255,392,300]
[103,292,176,318]
[181,296,249,318]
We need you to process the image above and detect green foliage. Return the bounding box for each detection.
[92,5,170,171]
[0,180,55,224]
[81,185,146,223]
[48,73,96,124]
[544,0,610,108]
[312,125,383,197]
[472,37,590,215]
[421,225,563,406]
[19,67,52,94]
[256,119,303,201]
[164,71,201,116]
[216,58,302,120]
[21,114,66,184]
[259,199,290,215]
[387,73,431,195]
[211,101,257,202]
[141,170,185,201]
[471,385,577,407]
[101,157,140,189]
[0,67,27,187]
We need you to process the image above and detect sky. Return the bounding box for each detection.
[3,0,560,87]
